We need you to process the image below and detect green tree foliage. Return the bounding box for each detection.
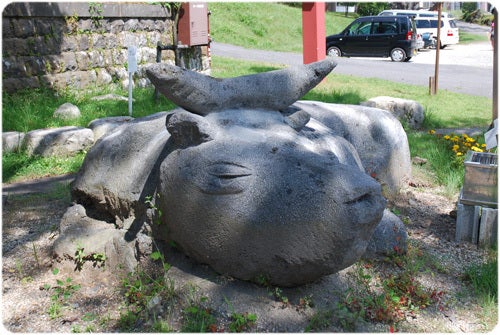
[356,2,390,16]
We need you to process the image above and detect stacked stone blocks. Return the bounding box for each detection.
[2,2,209,93]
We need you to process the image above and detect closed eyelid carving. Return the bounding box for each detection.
[207,163,252,178]
[192,162,253,195]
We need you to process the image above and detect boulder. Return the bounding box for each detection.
[87,116,134,141]
[360,96,424,129]
[24,126,94,157]
[364,209,408,259]
[2,131,25,153]
[53,102,81,120]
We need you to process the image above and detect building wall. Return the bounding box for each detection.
[2,2,210,93]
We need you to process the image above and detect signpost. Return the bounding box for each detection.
[128,46,137,116]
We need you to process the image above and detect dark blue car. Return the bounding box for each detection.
[326,16,419,62]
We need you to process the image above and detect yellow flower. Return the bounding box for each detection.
[466,137,475,143]
[452,136,459,142]
[452,145,460,151]
[471,146,483,152]
[428,129,436,135]
[481,143,487,148]
[443,135,450,140]
[456,152,463,156]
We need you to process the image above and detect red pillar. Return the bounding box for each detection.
[302,2,326,64]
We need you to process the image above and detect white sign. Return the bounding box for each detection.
[128,46,137,73]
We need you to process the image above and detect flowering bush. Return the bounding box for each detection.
[428,130,486,157]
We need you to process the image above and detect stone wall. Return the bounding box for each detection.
[2,2,210,93]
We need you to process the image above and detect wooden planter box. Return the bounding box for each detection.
[460,151,497,208]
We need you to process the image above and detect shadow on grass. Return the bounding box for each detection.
[303,89,364,105]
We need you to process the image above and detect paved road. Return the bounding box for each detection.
[210,40,494,98]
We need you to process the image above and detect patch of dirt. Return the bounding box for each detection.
[1,167,497,332]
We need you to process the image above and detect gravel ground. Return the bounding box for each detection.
[1,164,497,332]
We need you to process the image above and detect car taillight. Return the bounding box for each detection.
[406,31,412,40]
[447,30,453,36]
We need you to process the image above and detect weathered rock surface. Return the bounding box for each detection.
[71,112,172,223]
[53,204,151,272]
[24,126,94,157]
[360,96,424,129]
[294,101,411,199]
[87,116,134,141]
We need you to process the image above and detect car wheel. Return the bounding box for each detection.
[390,48,406,62]
[404,57,412,62]
[327,46,342,57]
[440,44,447,49]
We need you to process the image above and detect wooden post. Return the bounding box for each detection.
[431,3,442,95]
[302,2,326,64]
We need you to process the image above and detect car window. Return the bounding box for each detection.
[417,19,445,29]
[373,21,397,34]
[449,20,457,28]
[416,19,431,29]
[400,19,409,32]
[347,21,372,35]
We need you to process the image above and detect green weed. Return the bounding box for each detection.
[228,312,257,332]
[117,251,175,331]
[181,303,217,332]
[72,246,106,272]
[224,297,257,332]
[339,257,445,326]
[43,268,81,319]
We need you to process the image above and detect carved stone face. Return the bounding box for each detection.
[158,109,386,286]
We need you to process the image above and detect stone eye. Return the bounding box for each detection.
[207,163,252,179]
[194,163,253,195]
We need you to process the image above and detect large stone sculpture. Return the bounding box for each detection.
[55,58,410,286]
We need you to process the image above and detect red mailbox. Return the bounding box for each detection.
[177,2,209,46]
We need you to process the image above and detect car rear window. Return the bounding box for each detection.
[416,19,444,29]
